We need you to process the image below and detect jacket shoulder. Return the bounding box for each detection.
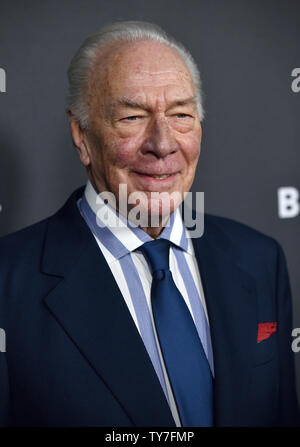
[204,212,278,245]
[0,217,51,286]
[0,217,48,255]
[0,186,85,266]
[203,213,283,273]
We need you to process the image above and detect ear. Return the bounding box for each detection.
[66,109,91,167]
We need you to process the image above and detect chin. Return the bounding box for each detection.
[127,192,182,229]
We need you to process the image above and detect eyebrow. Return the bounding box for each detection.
[109,96,197,115]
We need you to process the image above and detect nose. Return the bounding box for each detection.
[141,116,179,159]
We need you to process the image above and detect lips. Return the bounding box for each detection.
[149,174,171,179]
[135,173,174,180]
[132,171,179,190]
[133,171,179,179]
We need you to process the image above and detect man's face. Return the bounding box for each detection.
[83,40,202,223]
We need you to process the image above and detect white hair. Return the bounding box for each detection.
[66,21,204,129]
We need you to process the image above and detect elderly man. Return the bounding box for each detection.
[0,21,299,427]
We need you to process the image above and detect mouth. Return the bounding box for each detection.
[133,172,178,180]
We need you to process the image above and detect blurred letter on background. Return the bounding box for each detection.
[0,68,6,93]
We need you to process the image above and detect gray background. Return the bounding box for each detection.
[1,0,300,403]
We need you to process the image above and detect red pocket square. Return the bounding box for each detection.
[257,322,277,343]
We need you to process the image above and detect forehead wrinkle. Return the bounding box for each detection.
[135,69,189,75]
[108,98,152,117]
[127,69,192,85]
[88,40,196,121]
[167,95,197,108]
[108,95,197,118]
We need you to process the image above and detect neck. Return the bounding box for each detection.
[87,175,172,239]
[141,225,163,239]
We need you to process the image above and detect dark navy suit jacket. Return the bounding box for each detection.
[0,186,299,426]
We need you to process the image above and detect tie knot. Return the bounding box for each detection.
[140,239,171,274]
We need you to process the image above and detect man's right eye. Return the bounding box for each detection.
[122,116,139,121]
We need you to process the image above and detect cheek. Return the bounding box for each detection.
[178,134,201,165]
[102,136,140,169]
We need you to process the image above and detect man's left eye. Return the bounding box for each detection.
[175,113,189,118]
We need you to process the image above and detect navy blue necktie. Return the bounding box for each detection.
[140,239,213,426]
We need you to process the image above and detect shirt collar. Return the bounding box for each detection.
[82,180,194,260]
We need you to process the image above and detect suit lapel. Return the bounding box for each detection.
[192,216,258,425]
[42,188,175,426]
